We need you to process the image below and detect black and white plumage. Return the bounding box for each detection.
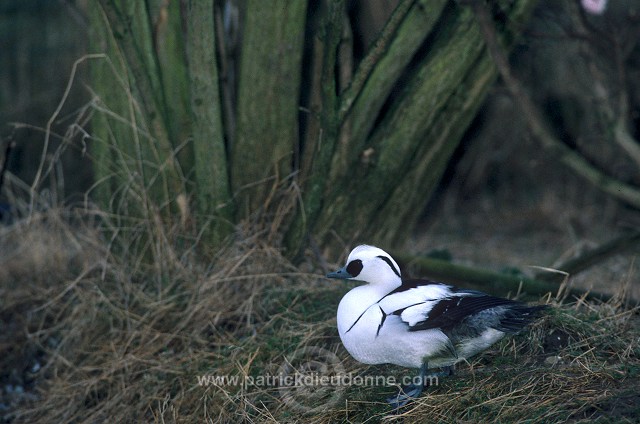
[327,245,546,406]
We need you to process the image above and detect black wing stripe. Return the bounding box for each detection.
[346,306,370,334]
[376,306,387,337]
[391,301,428,316]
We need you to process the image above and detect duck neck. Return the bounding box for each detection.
[359,276,402,299]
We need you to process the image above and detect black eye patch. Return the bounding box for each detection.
[346,259,363,277]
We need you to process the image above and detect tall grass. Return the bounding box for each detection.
[1,194,638,423]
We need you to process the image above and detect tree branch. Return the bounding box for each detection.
[569,0,640,169]
[337,0,414,122]
[537,230,640,282]
[614,120,640,168]
[393,252,616,302]
[337,0,447,173]
[471,0,640,209]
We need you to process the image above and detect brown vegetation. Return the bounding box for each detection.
[1,204,638,423]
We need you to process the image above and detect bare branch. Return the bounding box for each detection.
[471,0,640,209]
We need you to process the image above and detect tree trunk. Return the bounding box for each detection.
[88,0,539,259]
[232,0,308,217]
[90,1,186,222]
[184,0,234,246]
[283,0,538,256]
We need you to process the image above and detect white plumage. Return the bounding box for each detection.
[327,244,546,406]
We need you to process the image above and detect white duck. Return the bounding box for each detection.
[327,245,546,407]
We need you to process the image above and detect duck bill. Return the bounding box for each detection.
[326,267,353,279]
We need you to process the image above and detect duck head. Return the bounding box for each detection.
[327,245,402,287]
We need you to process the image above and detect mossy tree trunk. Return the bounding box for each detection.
[88,0,538,258]
[232,0,308,217]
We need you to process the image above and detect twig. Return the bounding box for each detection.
[31,54,106,199]
[537,231,640,282]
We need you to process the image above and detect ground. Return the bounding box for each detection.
[1,180,638,422]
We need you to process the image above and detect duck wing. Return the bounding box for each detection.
[380,280,545,334]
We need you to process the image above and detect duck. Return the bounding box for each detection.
[327,244,547,408]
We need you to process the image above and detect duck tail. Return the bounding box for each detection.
[495,304,548,333]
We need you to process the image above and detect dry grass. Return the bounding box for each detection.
[1,205,639,423]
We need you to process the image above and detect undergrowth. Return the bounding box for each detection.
[0,206,639,423]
